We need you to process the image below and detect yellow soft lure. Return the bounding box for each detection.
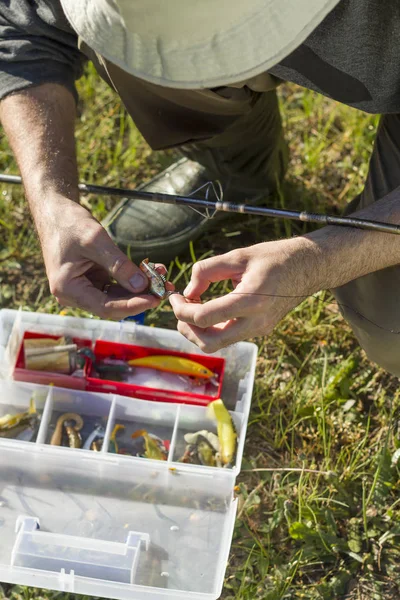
[207,399,237,466]
[128,355,215,380]
[132,429,167,461]
[109,424,125,454]
[0,397,36,430]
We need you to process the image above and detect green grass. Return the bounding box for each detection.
[1,65,400,600]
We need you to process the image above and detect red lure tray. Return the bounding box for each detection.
[85,340,225,406]
[13,333,225,407]
[13,331,92,390]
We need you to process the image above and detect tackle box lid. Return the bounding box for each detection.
[0,309,258,600]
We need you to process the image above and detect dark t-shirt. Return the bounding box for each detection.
[269,0,400,114]
[1,0,400,114]
[0,0,84,102]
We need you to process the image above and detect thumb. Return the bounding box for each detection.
[185,253,244,299]
[87,227,149,293]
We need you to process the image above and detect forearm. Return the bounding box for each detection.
[0,82,157,316]
[290,189,400,293]
[0,83,80,235]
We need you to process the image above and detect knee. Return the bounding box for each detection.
[349,323,400,377]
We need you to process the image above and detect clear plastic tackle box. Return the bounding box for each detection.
[0,309,257,600]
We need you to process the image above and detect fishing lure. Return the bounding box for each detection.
[206,399,237,466]
[15,419,41,443]
[181,433,219,467]
[180,430,221,467]
[128,355,217,384]
[109,424,125,454]
[131,429,168,461]
[196,435,218,466]
[78,346,217,387]
[77,349,133,382]
[184,430,220,450]
[64,420,82,449]
[77,348,131,380]
[140,258,168,299]
[0,398,38,439]
[91,439,103,452]
[83,424,106,450]
[50,413,84,447]
[95,364,132,381]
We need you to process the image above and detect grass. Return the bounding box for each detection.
[1,64,400,600]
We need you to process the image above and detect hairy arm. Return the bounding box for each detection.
[0,83,80,223]
[0,84,162,318]
[299,189,400,291]
[170,189,400,352]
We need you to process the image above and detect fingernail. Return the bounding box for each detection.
[129,272,148,292]
[183,283,192,297]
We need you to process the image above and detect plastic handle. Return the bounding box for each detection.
[12,516,149,586]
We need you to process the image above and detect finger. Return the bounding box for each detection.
[105,284,142,299]
[154,263,168,275]
[84,227,149,293]
[85,265,111,290]
[103,294,159,319]
[177,318,251,353]
[169,291,249,328]
[55,276,159,320]
[184,253,245,299]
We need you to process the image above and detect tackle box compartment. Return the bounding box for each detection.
[0,309,257,600]
[13,331,92,391]
[11,331,225,406]
[85,339,225,405]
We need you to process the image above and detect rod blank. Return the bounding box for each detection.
[1,172,400,235]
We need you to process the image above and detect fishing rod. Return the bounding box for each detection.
[1,172,400,236]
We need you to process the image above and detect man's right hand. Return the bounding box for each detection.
[39,197,168,319]
[0,83,172,319]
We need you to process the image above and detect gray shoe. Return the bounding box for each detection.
[102,158,266,265]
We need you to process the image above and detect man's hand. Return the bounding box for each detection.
[171,183,400,353]
[0,83,174,319]
[40,198,171,319]
[169,239,313,353]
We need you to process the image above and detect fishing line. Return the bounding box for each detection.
[181,291,400,335]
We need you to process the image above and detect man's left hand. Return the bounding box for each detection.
[169,239,317,353]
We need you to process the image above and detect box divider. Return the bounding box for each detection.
[35,385,54,445]
[101,394,117,453]
[167,405,181,462]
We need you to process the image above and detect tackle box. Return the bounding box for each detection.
[0,309,257,600]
